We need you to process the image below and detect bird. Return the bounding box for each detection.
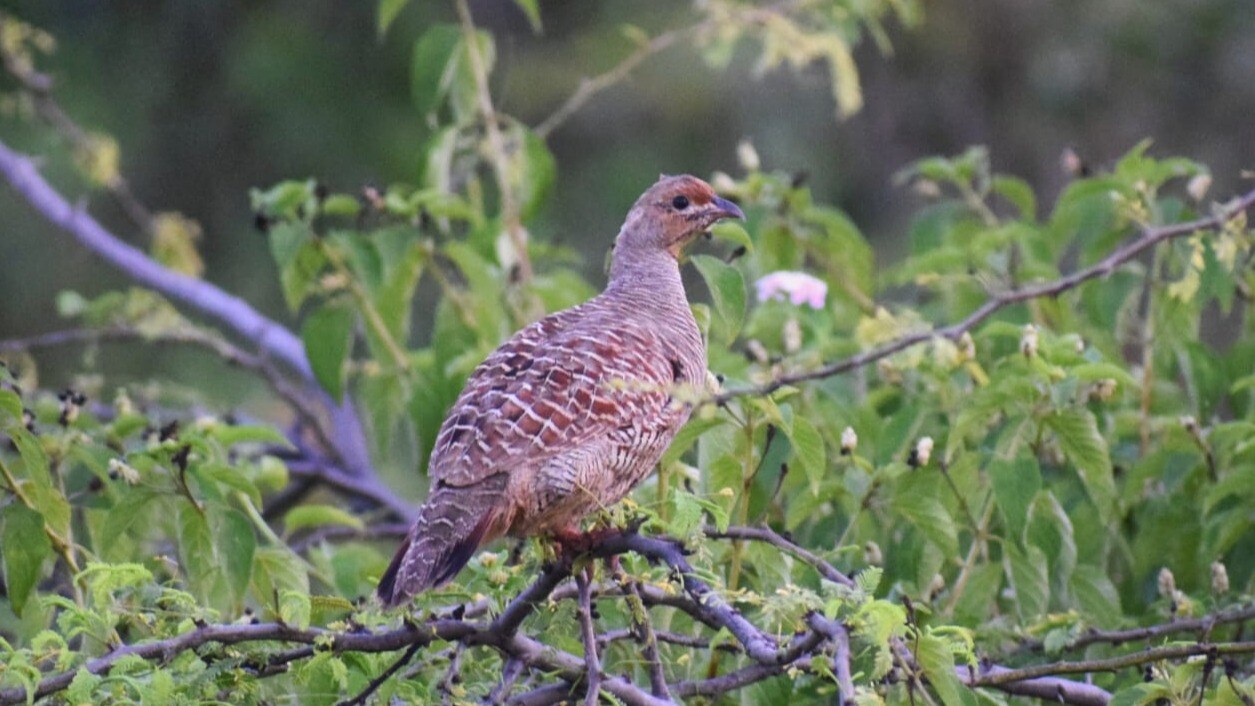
[375,174,745,607]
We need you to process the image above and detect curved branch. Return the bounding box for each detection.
[0,138,376,481]
[712,187,1255,404]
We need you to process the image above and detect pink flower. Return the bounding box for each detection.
[754,271,827,309]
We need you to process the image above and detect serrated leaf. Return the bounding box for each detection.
[301,301,354,401]
[989,457,1040,540]
[1026,490,1077,591]
[1003,542,1049,620]
[915,633,969,706]
[691,254,746,344]
[893,479,958,555]
[787,416,827,493]
[1071,564,1121,628]
[280,589,312,630]
[284,505,365,534]
[177,502,216,603]
[219,509,257,608]
[1043,409,1115,520]
[2,504,52,617]
[410,24,462,117]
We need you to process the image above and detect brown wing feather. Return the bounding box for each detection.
[428,298,679,490]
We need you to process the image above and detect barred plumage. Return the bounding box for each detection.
[377,175,744,606]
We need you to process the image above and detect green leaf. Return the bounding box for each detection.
[177,503,216,603]
[511,0,541,32]
[301,300,355,401]
[690,254,746,344]
[991,175,1037,220]
[915,632,971,706]
[377,0,409,36]
[787,416,827,493]
[892,476,958,556]
[1070,564,1122,628]
[219,509,257,608]
[662,417,726,466]
[1003,542,1049,620]
[710,221,754,253]
[989,457,1040,540]
[284,505,366,534]
[410,24,462,117]
[280,589,312,630]
[508,124,557,223]
[206,423,292,449]
[1,504,52,617]
[0,388,21,421]
[1043,409,1116,520]
[1026,490,1077,591]
[1109,683,1172,706]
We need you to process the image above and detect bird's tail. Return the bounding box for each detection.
[376,476,507,608]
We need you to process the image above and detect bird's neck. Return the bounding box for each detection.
[606,246,686,309]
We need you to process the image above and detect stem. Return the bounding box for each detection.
[453,0,533,285]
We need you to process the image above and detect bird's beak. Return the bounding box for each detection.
[711,195,745,221]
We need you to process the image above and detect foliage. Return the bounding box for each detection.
[2,3,1255,706]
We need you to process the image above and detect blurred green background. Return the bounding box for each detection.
[2,0,1253,408]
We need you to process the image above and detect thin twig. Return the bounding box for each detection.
[710,188,1255,404]
[705,524,854,587]
[335,642,421,706]
[1011,604,1255,656]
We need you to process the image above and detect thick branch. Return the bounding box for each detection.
[712,188,1255,404]
[0,139,376,481]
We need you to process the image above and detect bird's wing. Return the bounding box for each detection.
[428,304,679,489]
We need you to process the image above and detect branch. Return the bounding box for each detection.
[960,664,1112,706]
[0,139,376,481]
[711,187,1255,404]
[705,524,854,587]
[1012,603,1255,656]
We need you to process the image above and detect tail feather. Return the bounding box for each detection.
[376,475,507,608]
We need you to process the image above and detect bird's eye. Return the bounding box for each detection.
[671,195,690,210]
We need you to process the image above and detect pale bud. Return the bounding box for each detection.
[745,339,770,365]
[840,426,858,455]
[863,541,883,565]
[1089,378,1118,402]
[737,139,761,172]
[958,331,976,361]
[711,171,738,193]
[910,436,934,468]
[913,179,941,198]
[114,389,134,416]
[1020,324,1039,359]
[1061,147,1084,177]
[782,317,802,353]
[1157,567,1176,599]
[1187,174,1212,202]
[927,573,946,600]
[108,458,141,485]
[1211,561,1230,595]
[1179,416,1199,435]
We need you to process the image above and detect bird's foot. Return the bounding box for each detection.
[552,525,622,556]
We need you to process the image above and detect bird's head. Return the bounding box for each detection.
[615,174,745,262]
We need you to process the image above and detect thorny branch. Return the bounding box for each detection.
[711,187,1255,404]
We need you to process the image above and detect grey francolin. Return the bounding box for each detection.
[376,174,744,607]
